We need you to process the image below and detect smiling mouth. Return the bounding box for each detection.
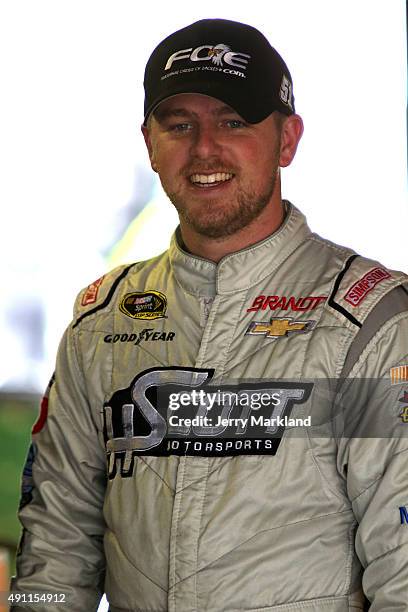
[189,172,234,187]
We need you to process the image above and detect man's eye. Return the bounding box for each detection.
[170,123,192,132]
[226,119,246,129]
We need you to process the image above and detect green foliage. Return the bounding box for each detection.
[0,398,38,548]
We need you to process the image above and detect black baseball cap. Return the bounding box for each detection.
[143,18,295,125]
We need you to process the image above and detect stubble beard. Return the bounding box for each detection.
[162,165,280,240]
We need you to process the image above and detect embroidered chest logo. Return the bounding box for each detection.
[104,330,175,345]
[247,295,327,312]
[120,291,167,320]
[246,317,316,340]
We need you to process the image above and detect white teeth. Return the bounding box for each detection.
[190,172,233,185]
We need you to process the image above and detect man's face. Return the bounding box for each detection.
[142,93,284,240]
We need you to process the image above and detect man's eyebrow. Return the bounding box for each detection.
[215,105,240,116]
[154,108,196,122]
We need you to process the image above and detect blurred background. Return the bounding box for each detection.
[0,0,406,608]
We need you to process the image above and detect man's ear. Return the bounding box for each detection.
[279,114,304,168]
[141,123,158,173]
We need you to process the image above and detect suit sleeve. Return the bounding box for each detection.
[10,322,107,611]
[337,311,408,610]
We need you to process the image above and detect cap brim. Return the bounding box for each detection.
[143,80,277,126]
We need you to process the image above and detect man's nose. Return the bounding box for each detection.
[190,126,221,158]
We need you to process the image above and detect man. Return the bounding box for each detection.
[11,18,408,612]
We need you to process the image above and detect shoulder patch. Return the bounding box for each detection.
[343,267,391,307]
[73,263,136,329]
[328,255,407,326]
[81,275,105,306]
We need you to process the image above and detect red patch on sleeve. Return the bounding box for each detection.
[32,374,55,434]
[32,396,49,434]
[344,267,391,307]
[81,276,105,306]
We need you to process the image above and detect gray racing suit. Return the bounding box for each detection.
[11,203,408,611]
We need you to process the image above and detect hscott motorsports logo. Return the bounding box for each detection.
[162,44,251,80]
[103,367,313,478]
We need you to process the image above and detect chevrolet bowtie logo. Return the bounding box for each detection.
[400,406,408,424]
[246,317,316,340]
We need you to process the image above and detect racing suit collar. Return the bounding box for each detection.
[169,201,312,296]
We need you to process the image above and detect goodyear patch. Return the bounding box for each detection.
[104,329,175,345]
[120,291,167,320]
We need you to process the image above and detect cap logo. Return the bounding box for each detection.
[279,75,293,110]
[164,44,250,72]
[205,44,230,66]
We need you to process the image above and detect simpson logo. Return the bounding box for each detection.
[390,366,408,385]
[164,44,250,72]
[246,317,316,340]
[344,267,391,307]
[81,275,105,306]
[247,295,327,312]
[120,291,167,320]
